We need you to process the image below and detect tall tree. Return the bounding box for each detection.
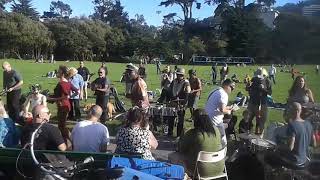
[11,0,39,19]
[92,0,128,28]
[160,0,201,61]
[0,0,13,11]
[50,0,72,17]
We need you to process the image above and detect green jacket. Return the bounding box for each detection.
[178,127,225,177]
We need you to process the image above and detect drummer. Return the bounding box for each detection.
[264,102,317,168]
[124,65,150,109]
[167,68,191,137]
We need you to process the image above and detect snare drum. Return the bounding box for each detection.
[250,138,275,153]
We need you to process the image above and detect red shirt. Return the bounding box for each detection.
[54,81,72,111]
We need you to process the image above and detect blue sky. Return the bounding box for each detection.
[8,0,301,26]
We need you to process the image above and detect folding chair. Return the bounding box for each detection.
[193,147,228,180]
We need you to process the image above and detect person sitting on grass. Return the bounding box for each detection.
[21,105,66,151]
[168,109,224,178]
[115,107,158,160]
[0,101,18,148]
[71,105,110,152]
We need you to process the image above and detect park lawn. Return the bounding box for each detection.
[0,59,319,135]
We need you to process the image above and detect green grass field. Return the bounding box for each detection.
[1,59,319,135]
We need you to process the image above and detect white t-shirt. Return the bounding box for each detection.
[205,88,228,125]
[269,66,276,75]
[71,120,109,152]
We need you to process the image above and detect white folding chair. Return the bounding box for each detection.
[193,147,228,180]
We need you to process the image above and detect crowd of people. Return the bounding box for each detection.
[0,60,318,179]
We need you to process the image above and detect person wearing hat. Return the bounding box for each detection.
[2,61,24,124]
[120,63,136,96]
[68,67,84,121]
[246,68,272,135]
[91,67,111,123]
[187,69,202,119]
[125,65,150,109]
[168,67,191,137]
[205,79,235,146]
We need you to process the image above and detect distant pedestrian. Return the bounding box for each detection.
[316,65,319,75]
[211,63,217,84]
[156,60,161,74]
[268,64,277,84]
[220,63,229,83]
[77,61,91,101]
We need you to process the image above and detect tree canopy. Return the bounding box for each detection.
[0,0,319,64]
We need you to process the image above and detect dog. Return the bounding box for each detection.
[83,102,116,120]
[107,102,116,119]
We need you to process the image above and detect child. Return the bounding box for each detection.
[239,110,253,134]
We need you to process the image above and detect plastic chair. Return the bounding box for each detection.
[193,147,228,180]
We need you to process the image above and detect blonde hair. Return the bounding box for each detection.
[0,101,8,117]
[2,61,10,68]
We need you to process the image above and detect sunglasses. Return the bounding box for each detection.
[98,71,103,74]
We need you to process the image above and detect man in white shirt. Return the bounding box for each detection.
[205,79,235,146]
[268,64,276,84]
[71,105,109,152]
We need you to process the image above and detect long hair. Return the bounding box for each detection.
[125,107,149,128]
[58,65,68,78]
[193,109,216,136]
[289,76,308,97]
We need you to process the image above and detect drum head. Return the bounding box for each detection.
[250,139,274,148]
[238,133,260,140]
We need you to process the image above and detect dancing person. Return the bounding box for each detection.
[265,102,316,168]
[68,67,84,121]
[21,105,66,151]
[0,101,18,148]
[71,105,109,152]
[288,76,314,104]
[125,65,150,109]
[188,69,202,119]
[219,63,229,83]
[91,67,110,123]
[268,64,277,84]
[211,63,217,84]
[168,109,224,177]
[168,68,191,137]
[246,68,272,135]
[23,84,47,123]
[2,61,23,124]
[205,79,235,146]
[48,65,76,146]
[115,107,158,160]
[77,61,91,101]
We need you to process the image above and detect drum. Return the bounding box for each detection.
[148,105,163,117]
[250,138,275,153]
